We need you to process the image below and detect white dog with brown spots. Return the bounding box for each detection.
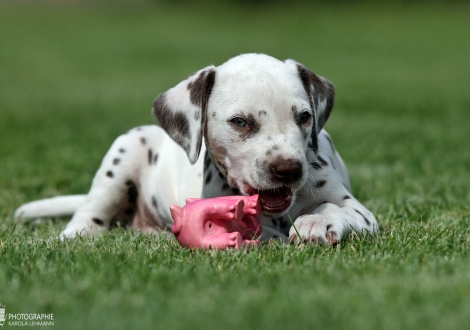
[15,53,378,245]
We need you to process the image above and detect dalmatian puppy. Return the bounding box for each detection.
[15,53,378,244]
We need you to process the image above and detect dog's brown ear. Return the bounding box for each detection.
[152,66,216,164]
[285,59,335,153]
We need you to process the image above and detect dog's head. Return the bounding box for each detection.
[153,54,334,217]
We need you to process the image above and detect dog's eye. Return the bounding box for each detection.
[230,117,248,128]
[299,112,311,125]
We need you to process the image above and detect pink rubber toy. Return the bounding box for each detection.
[170,195,262,249]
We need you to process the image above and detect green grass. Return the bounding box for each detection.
[1,1,470,329]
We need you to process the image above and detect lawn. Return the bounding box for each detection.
[1,1,469,329]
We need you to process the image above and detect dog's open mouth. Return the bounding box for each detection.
[246,185,293,214]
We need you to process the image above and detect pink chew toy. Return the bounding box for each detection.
[170,195,262,249]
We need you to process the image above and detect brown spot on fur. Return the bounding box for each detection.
[119,148,125,153]
[113,158,120,165]
[296,64,335,126]
[151,196,158,209]
[148,149,153,165]
[203,151,212,171]
[152,94,192,156]
[296,64,335,153]
[140,137,146,145]
[127,184,138,203]
[169,111,190,143]
[92,218,104,225]
[204,171,212,185]
[315,179,327,188]
[189,69,216,110]
[204,139,228,176]
[106,171,114,178]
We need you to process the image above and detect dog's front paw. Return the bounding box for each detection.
[288,213,344,245]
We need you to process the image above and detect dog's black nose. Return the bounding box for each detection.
[271,160,302,184]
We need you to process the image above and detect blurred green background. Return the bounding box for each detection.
[1,1,469,329]
[1,0,469,213]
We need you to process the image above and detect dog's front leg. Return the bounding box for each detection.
[288,198,378,245]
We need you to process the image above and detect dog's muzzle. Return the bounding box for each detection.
[240,159,303,214]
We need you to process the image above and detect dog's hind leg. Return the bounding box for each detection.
[59,125,170,238]
[58,130,151,238]
[59,176,137,238]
